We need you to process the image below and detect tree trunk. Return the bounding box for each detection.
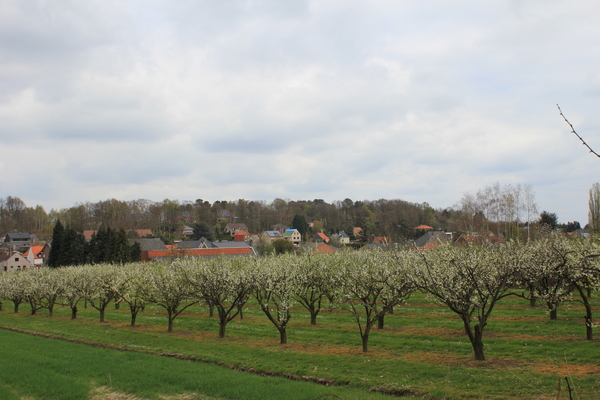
[115,302,120,310]
[219,321,227,338]
[279,327,287,344]
[462,317,486,361]
[310,311,318,325]
[130,312,138,326]
[549,308,557,320]
[206,299,215,317]
[585,314,593,340]
[238,304,244,319]
[361,333,369,353]
[529,297,537,307]
[577,286,594,340]
[13,301,20,313]
[99,307,106,322]
[472,326,485,361]
[528,285,537,307]
[48,304,54,317]
[167,310,174,332]
[0,302,3,312]
[377,314,385,330]
[71,306,78,319]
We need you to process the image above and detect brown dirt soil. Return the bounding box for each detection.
[389,325,589,342]
[399,351,600,377]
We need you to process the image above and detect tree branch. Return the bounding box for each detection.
[557,104,600,159]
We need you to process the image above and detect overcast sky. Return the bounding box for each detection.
[1,1,600,223]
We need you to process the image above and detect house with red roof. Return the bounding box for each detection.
[302,243,338,254]
[135,237,256,261]
[24,245,45,266]
[414,225,433,231]
[224,223,248,236]
[233,231,250,242]
[313,232,330,243]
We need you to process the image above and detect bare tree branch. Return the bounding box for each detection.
[557,104,600,159]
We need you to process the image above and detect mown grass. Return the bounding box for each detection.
[0,291,598,399]
[0,328,389,400]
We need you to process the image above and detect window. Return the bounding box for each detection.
[15,258,19,262]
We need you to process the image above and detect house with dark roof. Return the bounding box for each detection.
[330,231,349,244]
[332,231,350,244]
[264,230,283,242]
[3,232,34,250]
[414,231,451,250]
[129,238,168,252]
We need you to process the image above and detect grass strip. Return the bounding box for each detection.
[0,328,393,400]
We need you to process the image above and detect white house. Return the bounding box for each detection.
[0,251,33,272]
[283,229,302,246]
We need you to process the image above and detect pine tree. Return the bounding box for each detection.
[112,228,131,264]
[191,222,215,241]
[59,228,86,266]
[47,220,65,268]
[88,226,103,263]
[130,241,142,262]
[292,214,309,238]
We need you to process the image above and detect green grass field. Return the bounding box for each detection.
[0,292,598,399]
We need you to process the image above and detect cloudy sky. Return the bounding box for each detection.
[1,1,600,223]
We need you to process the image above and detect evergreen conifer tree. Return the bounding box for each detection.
[130,241,142,262]
[59,228,87,266]
[47,220,65,268]
[292,214,309,238]
[112,228,131,264]
[89,225,106,263]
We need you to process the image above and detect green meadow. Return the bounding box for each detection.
[0,292,598,399]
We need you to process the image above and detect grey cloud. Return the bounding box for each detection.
[2,1,600,223]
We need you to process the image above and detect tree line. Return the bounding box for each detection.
[2,182,593,243]
[1,230,598,361]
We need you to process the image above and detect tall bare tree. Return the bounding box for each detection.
[589,183,600,235]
